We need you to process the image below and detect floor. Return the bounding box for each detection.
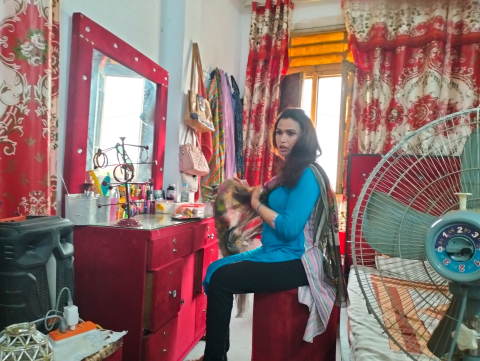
[184,295,345,361]
[183,294,254,361]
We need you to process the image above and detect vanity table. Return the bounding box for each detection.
[63,13,219,361]
[74,215,218,361]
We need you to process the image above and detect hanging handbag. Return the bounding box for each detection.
[184,43,214,133]
[180,128,210,176]
[181,172,199,192]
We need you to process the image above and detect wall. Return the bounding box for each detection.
[161,0,247,192]
[292,0,343,31]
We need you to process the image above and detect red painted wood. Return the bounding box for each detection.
[63,13,169,206]
[192,222,211,251]
[73,217,218,361]
[174,253,196,361]
[150,259,184,332]
[148,228,193,270]
[202,240,219,270]
[152,85,168,190]
[252,290,339,361]
[73,226,148,361]
[144,316,178,361]
[346,155,382,272]
[195,290,207,339]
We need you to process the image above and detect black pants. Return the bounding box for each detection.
[204,259,309,361]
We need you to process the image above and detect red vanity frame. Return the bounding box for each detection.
[63,13,219,361]
[63,13,168,196]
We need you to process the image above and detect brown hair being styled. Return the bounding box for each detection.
[273,108,321,189]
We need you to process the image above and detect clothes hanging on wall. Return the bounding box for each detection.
[220,70,236,179]
[230,76,244,179]
[201,69,225,202]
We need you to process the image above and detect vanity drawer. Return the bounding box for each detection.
[203,240,219,270]
[195,291,208,339]
[144,315,178,361]
[148,259,184,332]
[193,220,215,251]
[148,228,193,270]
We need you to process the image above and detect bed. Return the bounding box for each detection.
[342,257,451,361]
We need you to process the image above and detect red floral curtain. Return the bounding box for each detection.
[0,0,60,217]
[243,0,293,186]
[343,0,480,156]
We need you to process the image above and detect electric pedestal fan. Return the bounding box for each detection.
[351,107,480,361]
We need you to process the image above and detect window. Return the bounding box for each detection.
[301,75,342,191]
[289,30,353,194]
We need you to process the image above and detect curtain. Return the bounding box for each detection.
[0,0,60,217]
[338,61,355,236]
[343,0,480,157]
[243,0,293,187]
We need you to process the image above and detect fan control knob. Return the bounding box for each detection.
[426,211,480,283]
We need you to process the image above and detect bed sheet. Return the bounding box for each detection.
[346,263,449,361]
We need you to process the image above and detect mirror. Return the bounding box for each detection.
[86,50,156,182]
[63,13,169,199]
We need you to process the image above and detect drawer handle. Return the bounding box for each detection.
[169,290,177,298]
[163,331,167,337]
[207,226,210,231]
[203,310,206,313]
[211,233,215,238]
[173,248,177,253]
[181,298,185,305]
[173,238,176,244]
[163,348,167,353]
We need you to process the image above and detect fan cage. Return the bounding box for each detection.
[349,107,480,360]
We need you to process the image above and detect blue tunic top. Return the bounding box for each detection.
[203,168,320,293]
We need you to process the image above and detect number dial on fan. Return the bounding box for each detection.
[434,224,480,274]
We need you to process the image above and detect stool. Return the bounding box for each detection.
[252,289,339,361]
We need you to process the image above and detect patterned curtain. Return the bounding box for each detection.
[343,0,480,156]
[243,0,293,187]
[0,0,60,217]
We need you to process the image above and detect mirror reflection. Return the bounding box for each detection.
[86,49,156,182]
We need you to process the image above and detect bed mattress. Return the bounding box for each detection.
[345,263,450,361]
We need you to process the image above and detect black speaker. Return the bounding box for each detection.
[0,216,74,330]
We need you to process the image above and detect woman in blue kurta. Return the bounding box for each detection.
[196,109,323,361]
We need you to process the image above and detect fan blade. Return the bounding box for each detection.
[426,294,462,358]
[460,127,480,209]
[362,191,436,260]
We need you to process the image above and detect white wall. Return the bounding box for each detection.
[292,0,343,31]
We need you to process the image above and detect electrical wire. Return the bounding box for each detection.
[30,287,74,332]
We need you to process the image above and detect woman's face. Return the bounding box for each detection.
[275,117,301,157]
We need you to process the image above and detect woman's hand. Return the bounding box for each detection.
[251,186,262,210]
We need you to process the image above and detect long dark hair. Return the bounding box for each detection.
[273,108,321,189]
